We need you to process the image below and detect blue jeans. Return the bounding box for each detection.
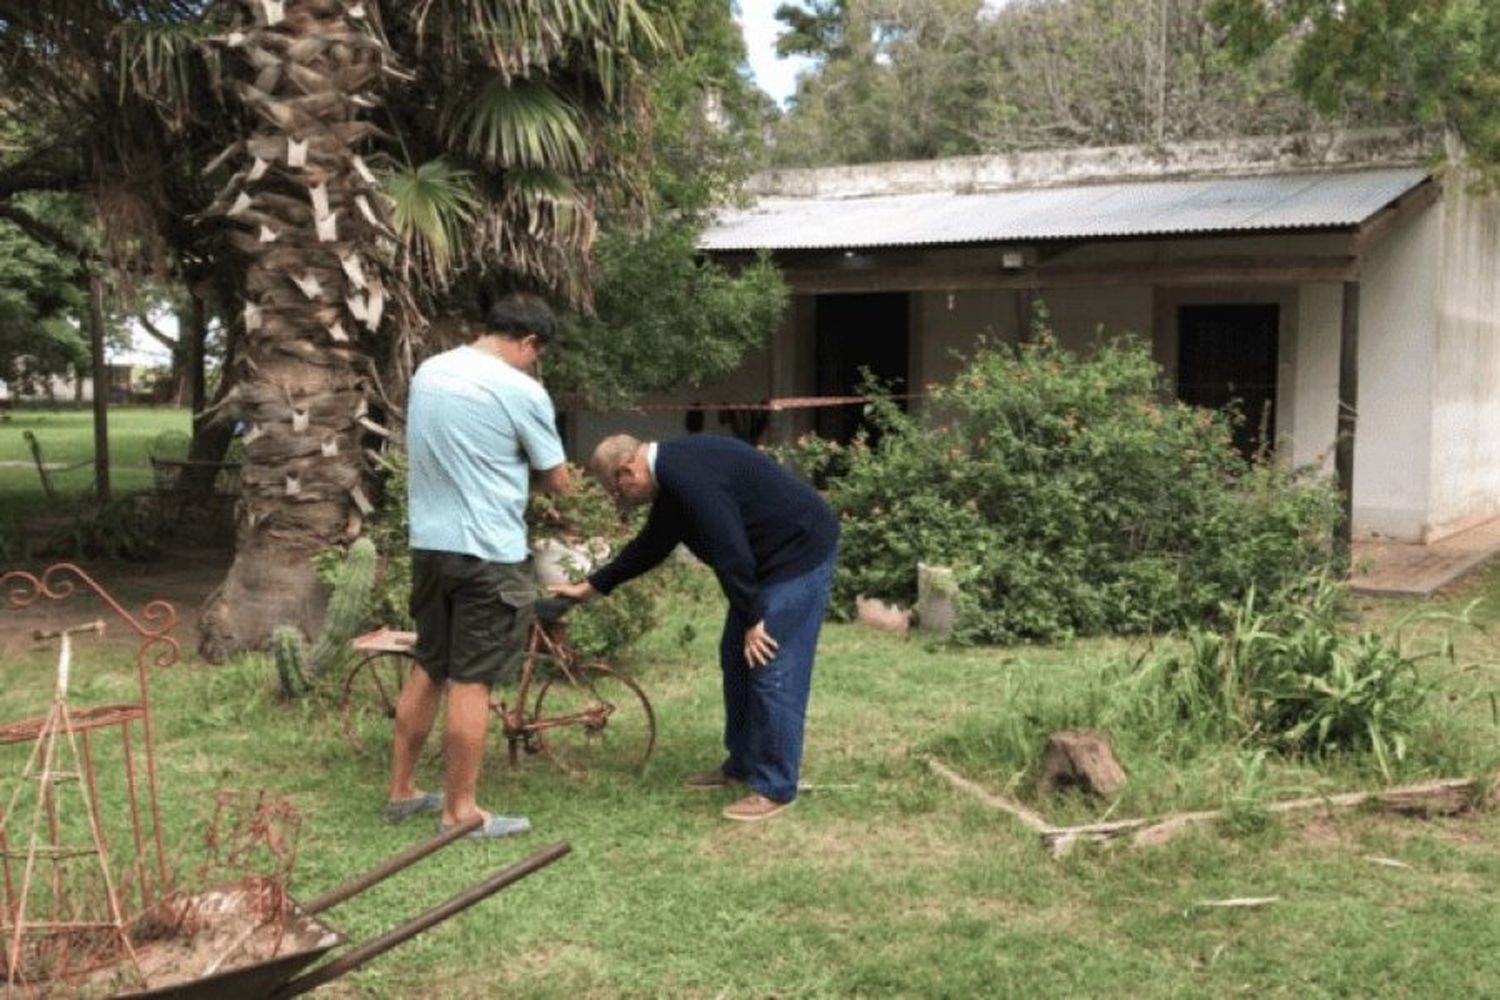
[718,549,836,803]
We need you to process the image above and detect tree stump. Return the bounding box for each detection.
[1039,729,1126,798]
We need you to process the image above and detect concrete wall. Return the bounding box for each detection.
[584,218,1488,543]
[1290,283,1342,471]
[569,332,777,461]
[749,129,1433,199]
[1426,178,1500,538]
[912,288,1019,388]
[1042,286,1154,353]
[1353,201,1442,539]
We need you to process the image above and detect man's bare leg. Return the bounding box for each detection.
[389,666,441,803]
[440,680,491,825]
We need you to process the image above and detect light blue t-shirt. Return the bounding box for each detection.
[407,345,565,563]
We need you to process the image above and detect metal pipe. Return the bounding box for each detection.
[301,815,483,915]
[273,841,571,999]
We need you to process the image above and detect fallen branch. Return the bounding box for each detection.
[928,757,1483,857]
[925,758,1051,833]
[1132,778,1478,848]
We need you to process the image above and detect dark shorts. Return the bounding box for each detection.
[409,550,537,687]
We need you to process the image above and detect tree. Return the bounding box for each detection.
[0,0,246,478]
[771,0,999,165]
[1,1,782,656]
[0,212,88,394]
[1209,0,1500,181]
[195,0,687,658]
[548,0,788,407]
[767,0,1406,167]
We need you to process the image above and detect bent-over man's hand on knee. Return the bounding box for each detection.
[744,620,779,668]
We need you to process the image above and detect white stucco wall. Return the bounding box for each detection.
[1353,198,1441,539]
[1425,180,1500,538]
[1290,283,1342,471]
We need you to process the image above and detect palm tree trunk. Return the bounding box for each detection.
[199,0,397,661]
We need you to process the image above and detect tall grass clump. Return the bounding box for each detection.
[779,327,1342,643]
[1120,577,1444,779]
[926,577,1499,817]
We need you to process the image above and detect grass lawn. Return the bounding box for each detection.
[2,566,1499,996]
[0,406,191,525]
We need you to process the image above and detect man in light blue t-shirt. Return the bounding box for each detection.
[385,293,570,839]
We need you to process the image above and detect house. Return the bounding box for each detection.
[571,129,1500,550]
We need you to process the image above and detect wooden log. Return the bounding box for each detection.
[1038,729,1126,798]
[1132,778,1478,848]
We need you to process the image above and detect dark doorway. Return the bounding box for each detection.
[1177,304,1279,458]
[814,292,909,443]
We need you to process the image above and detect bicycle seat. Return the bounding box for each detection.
[534,596,578,625]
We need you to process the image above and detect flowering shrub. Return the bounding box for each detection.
[778,332,1342,643]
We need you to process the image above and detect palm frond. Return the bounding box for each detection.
[408,0,670,94]
[465,166,596,304]
[111,18,221,127]
[385,158,481,283]
[443,76,591,171]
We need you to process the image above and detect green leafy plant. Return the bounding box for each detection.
[1130,576,1437,778]
[362,452,415,630]
[780,330,1342,643]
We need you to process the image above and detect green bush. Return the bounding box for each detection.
[779,331,1342,642]
[363,451,414,630]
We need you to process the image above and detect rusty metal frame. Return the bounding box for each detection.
[1,563,178,927]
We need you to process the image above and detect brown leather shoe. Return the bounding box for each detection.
[722,792,792,822]
[683,769,742,790]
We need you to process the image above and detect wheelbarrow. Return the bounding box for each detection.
[112,820,569,999]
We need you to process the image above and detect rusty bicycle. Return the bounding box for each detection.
[340,596,656,777]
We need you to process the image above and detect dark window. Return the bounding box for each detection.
[1177,304,1279,458]
[814,292,909,444]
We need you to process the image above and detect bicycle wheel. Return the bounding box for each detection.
[532,663,656,777]
[340,651,417,756]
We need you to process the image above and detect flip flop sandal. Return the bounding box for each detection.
[382,791,444,824]
[441,811,532,840]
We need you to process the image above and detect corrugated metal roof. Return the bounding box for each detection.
[700,168,1431,251]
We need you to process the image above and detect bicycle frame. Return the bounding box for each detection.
[495,616,609,756]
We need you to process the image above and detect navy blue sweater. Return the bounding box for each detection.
[588,436,839,623]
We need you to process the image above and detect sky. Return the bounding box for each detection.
[734,0,815,107]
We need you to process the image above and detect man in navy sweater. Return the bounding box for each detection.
[550,433,839,822]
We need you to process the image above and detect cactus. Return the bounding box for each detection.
[306,537,377,681]
[271,538,377,697]
[272,625,308,699]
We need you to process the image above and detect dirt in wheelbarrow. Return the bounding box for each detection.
[5,879,340,998]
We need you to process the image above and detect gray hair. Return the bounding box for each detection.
[588,434,643,485]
